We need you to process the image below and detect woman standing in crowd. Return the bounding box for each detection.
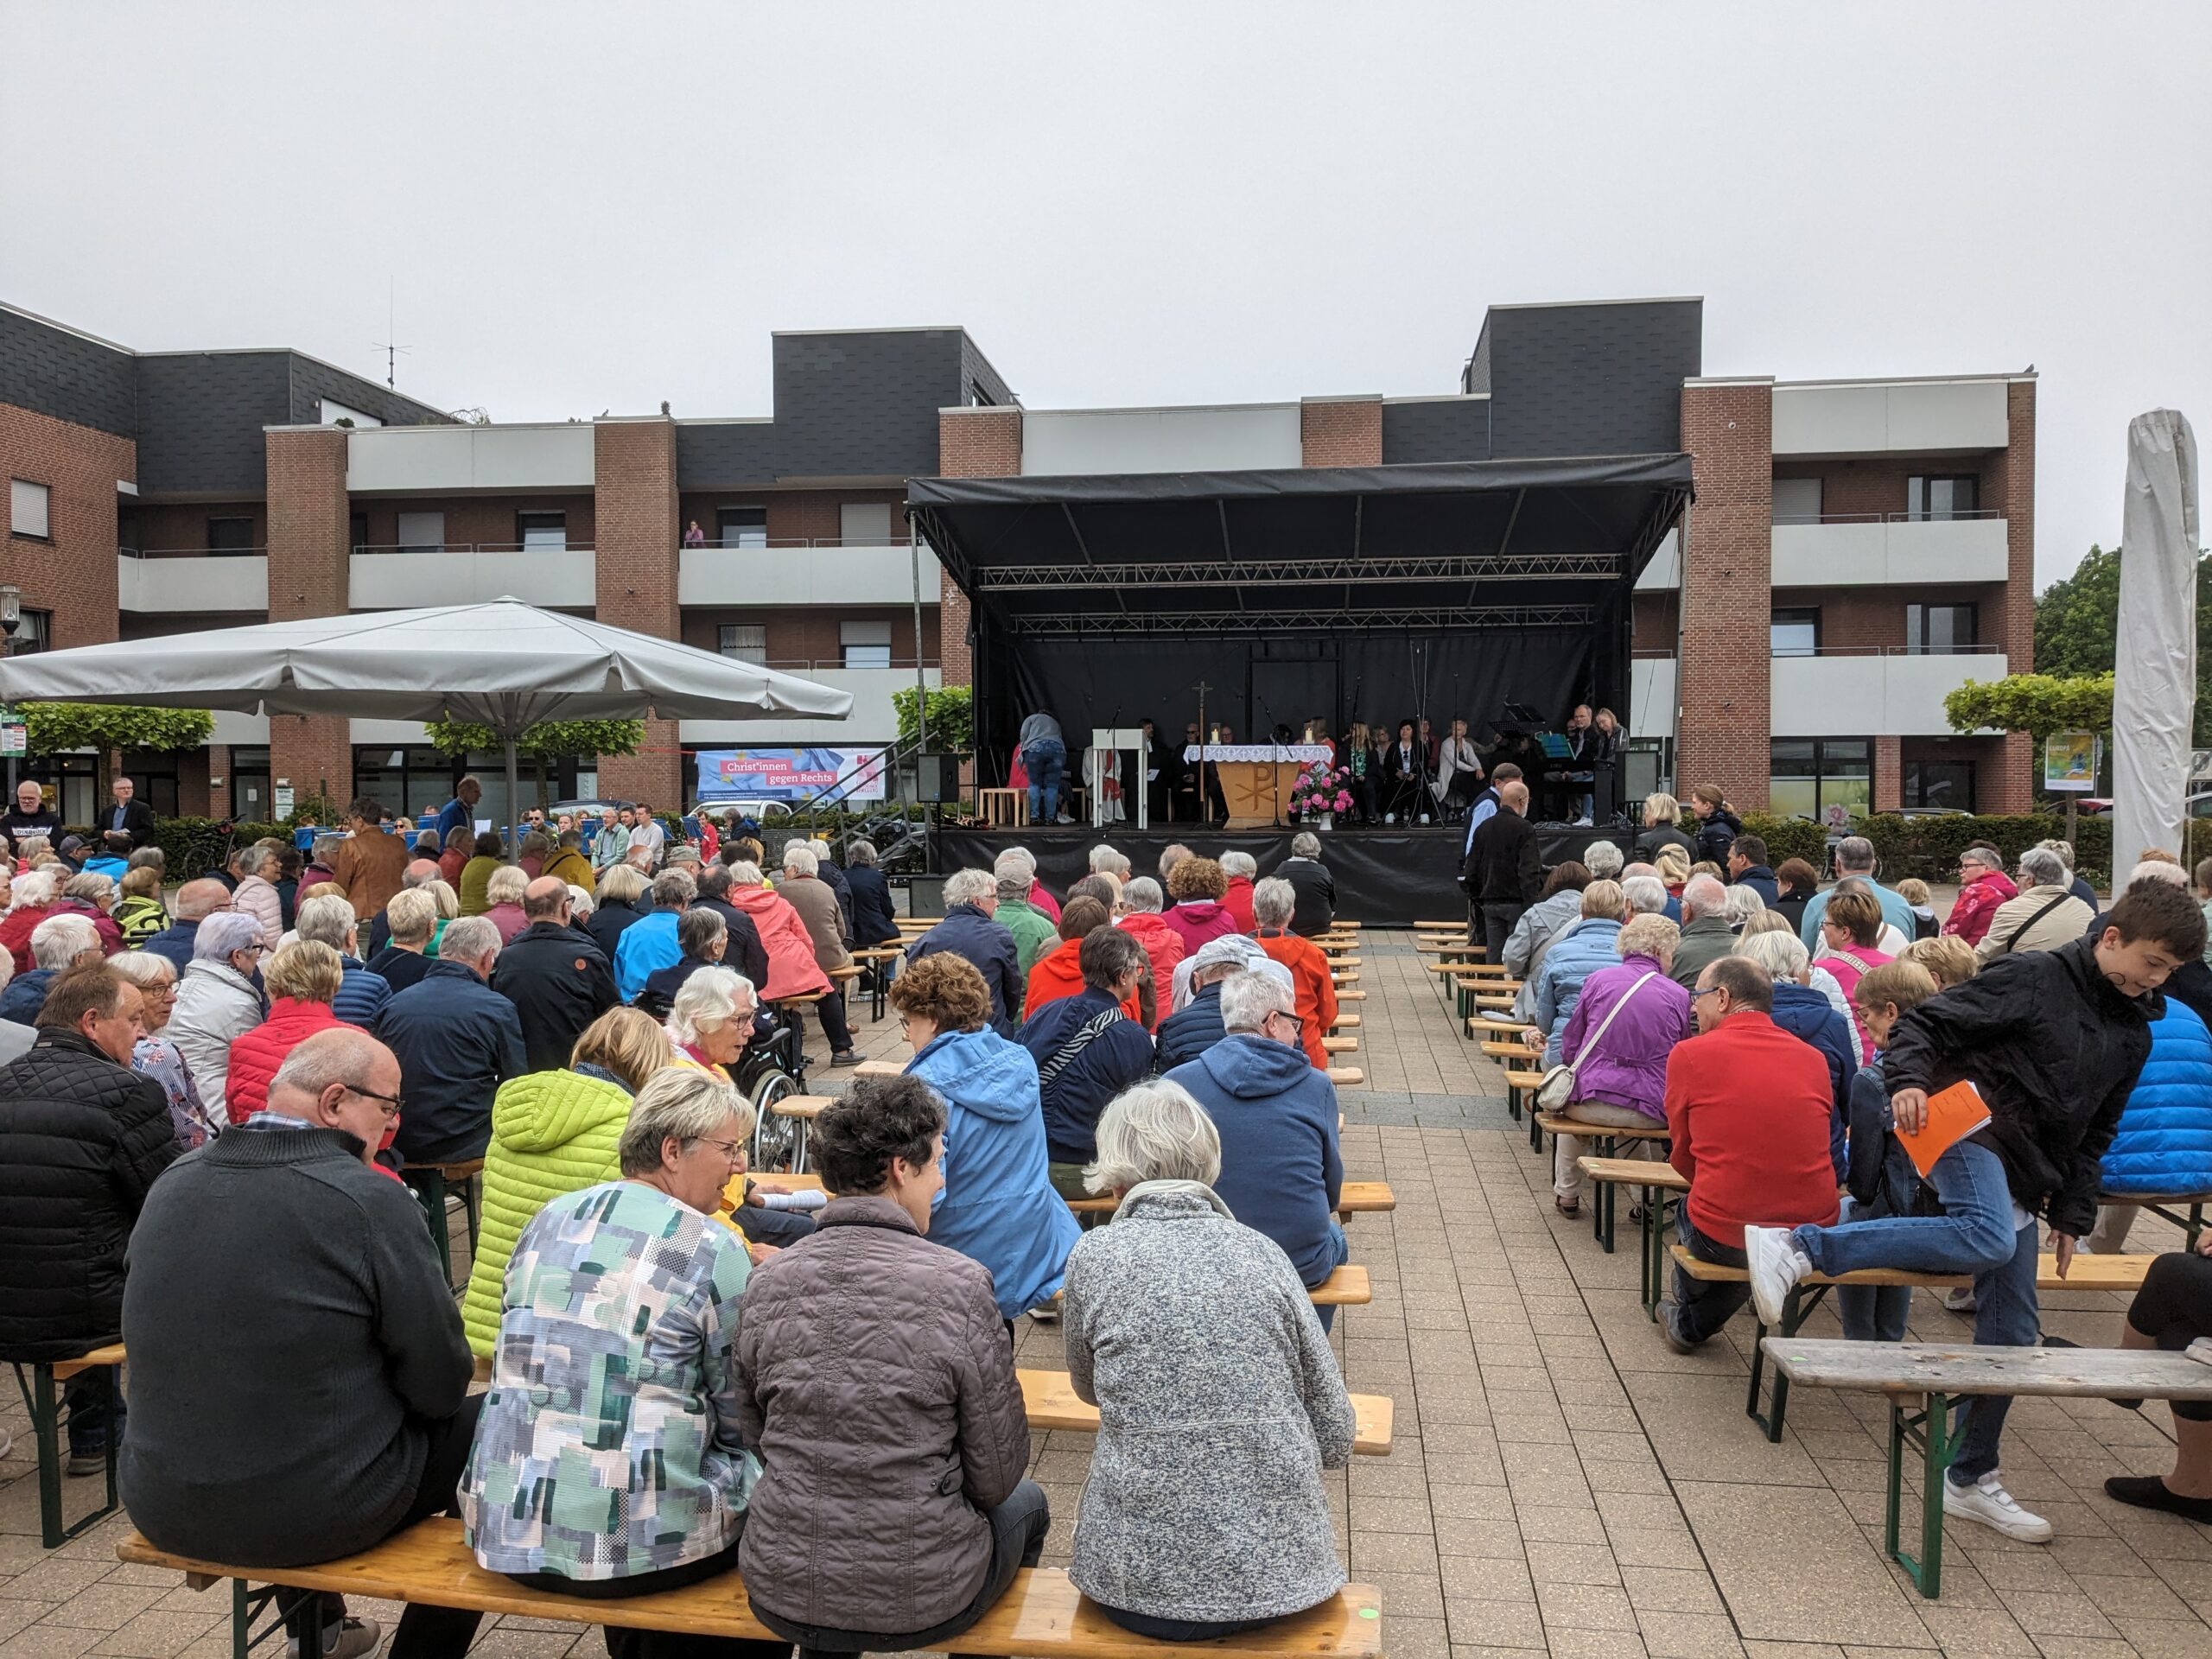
[1688,785,1741,868]
[893,953,1081,1323]
[464,1069,789,1659]
[733,1076,1047,1655]
[1341,721,1376,823]
[1063,1080,1353,1640]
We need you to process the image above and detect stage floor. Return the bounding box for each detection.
[931,821,1630,927]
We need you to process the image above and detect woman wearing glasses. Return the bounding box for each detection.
[463,1067,787,1659]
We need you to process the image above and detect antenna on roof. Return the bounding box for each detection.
[372,278,412,390]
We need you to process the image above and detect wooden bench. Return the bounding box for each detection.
[1532,1114,1669,1245]
[10,1343,124,1548]
[849,944,905,1019]
[1020,1369,1395,1456]
[1067,1181,1396,1224]
[1674,1246,2158,1441]
[2098,1189,2210,1249]
[398,1158,486,1292]
[1578,1156,1689,1316]
[853,1058,906,1079]
[1326,1013,1360,1030]
[1763,1339,2212,1599]
[1321,1034,1358,1054]
[1325,1065,1363,1088]
[765,1093,836,1172]
[118,1521,1383,1659]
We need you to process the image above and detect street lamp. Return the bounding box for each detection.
[0,582,20,793]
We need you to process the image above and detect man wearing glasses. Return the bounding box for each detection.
[120,1028,481,1659]
[1167,969,1349,1329]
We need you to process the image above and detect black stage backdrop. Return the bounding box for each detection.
[931,823,1631,927]
[976,626,1597,784]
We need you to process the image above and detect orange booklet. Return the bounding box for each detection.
[1894,1080,1993,1179]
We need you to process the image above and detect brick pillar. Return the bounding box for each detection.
[1676,382,1775,810]
[1988,731,2035,813]
[1873,735,1902,812]
[264,428,353,808]
[1300,397,1382,466]
[1990,379,2037,814]
[594,417,683,804]
[933,408,1022,695]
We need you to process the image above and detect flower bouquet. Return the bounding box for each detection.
[1290,763,1354,823]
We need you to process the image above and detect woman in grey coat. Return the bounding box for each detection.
[1062,1079,1355,1641]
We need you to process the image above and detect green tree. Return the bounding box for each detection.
[1945,673,2114,741]
[2033,542,2212,743]
[20,703,215,803]
[892,686,973,752]
[421,717,645,810]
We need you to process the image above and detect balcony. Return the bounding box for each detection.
[349,544,596,609]
[679,663,941,744]
[678,538,944,607]
[1770,512,2008,588]
[1771,378,2012,457]
[117,549,269,613]
[346,423,595,493]
[1770,646,2006,738]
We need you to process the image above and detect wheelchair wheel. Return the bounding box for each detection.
[750,1070,801,1173]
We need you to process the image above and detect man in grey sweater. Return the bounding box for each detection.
[121,1030,482,1659]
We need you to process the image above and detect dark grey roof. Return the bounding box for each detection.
[1480,299,1703,459]
[1382,398,1491,464]
[0,305,137,438]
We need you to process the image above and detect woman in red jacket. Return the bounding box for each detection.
[1024,897,1142,1025]
[1113,877,1184,1029]
[722,860,832,1002]
[225,940,357,1124]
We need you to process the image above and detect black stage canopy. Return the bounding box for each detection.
[907,454,1693,778]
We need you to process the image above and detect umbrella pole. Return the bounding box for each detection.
[505,739,522,864]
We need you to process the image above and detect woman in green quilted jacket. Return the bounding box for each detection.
[460,1006,671,1356]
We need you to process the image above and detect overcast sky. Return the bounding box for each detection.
[5,3,2205,587]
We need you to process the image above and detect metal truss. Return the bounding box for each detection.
[1001,603,1597,637]
[972,551,1621,590]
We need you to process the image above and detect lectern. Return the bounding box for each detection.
[1091,728,1147,830]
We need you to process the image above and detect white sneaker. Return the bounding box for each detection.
[287,1618,383,1659]
[1944,1285,1978,1314]
[1943,1471,2053,1543]
[1743,1225,1811,1327]
[1419,814,1432,824]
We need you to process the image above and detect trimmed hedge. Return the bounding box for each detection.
[147,817,288,876]
[1738,814,1829,871]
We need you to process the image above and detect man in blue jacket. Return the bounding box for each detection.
[1020,927,1154,1198]
[1168,969,1347,1327]
[371,916,526,1166]
[906,868,1023,1037]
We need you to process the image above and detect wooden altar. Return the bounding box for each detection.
[1184,743,1332,830]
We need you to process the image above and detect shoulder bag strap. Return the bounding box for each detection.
[1562,970,1659,1086]
[2000,891,2075,955]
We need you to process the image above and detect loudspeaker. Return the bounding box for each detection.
[915,753,962,804]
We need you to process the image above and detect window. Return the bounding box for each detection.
[8,607,51,655]
[1770,607,1821,658]
[228,746,270,822]
[1903,757,1976,812]
[1770,477,1823,524]
[10,479,50,539]
[397,511,445,553]
[517,512,567,553]
[1906,602,1977,655]
[1770,739,1872,827]
[840,620,893,669]
[838,502,894,546]
[968,379,996,408]
[1905,474,1978,520]
[350,512,369,554]
[717,507,767,550]
[121,750,181,817]
[207,517,256,554]
[718,625,767,664]
[318,397,384,429]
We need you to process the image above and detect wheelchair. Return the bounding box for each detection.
[732,1014,810,1174]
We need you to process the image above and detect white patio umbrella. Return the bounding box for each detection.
[0,598,854,856]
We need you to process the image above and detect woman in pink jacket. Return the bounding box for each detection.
[724,860,832,1001]
[1813,888,1894,1061]
[1160,855,1240,955]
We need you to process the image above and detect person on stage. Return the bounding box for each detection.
[1178,722,1227,824]
[1340,722,1377,824]
[1382,721,1432,825]
[1143,720,1175,824]
[1435,720,1484,824]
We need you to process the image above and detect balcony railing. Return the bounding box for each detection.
[119,545,267,558]
[1770,643,2004,659]
[1769,509,2005,526]
[353,543,595,556]
[680,537,917,553]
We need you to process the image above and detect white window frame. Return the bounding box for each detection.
[840,618,893,669]
[10,479,51,539]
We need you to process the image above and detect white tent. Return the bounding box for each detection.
[2111,412,2201,878]
[0,598,854,851]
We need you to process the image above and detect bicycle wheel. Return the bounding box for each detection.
[750,1070,801,1173]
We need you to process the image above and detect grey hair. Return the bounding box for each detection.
[486,865,528,906]
[1252,876,1296,927]
[616,1065,756,1177]
[677,906,726,956]
[1089,844,1130,877]
[2018,846,2068,888]
[194,910,267,962]
[1582,841,1624,880]
[385,887,437,945]
[1723,884,1766,927]
[126,846,166,871]
[30,913,101,969]
[270,1028,393,1110]
[1622,874,1669,917]
[781,842,818,876]
[667,966,757,1046]
[237,843,279,877]
[809,838,833,860]
[1681,874,1729,921]
[312,833,345,861]
[1083,1077,1222,1194]
[2037,837,2076,871]
[992,846,1035,880]
[723,860,765,887]
[1122,875,1164,913]
[847,838,879,868]
[1737,928,1810,983]
[1616,912,1681,964]
[109,950,177,989]
[1219,850,1258,878]
[438,915,502,968]
[8,871,56,908]
[296,892,361,953]
[1834,836,1877,873]
[1290,830,1321,859]
[1219,967,1294,1033]
[2126,859,2190,891]
[651,868,698,908]
[566,883,594,916]
[944,868,995,907]
[63,872,116,908]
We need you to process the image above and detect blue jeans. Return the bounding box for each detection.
[1313,1220,1351,1335]
[1789,1141,2016,1279]
[1833,1197,1912,1342]
[1023,739,1065,823]
[65,1373,124,1459]
[1948,1217,2040,1485]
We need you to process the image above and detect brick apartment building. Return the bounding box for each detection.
[1,295,2032,824]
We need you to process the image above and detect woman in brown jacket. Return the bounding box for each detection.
[733,1075,1047,1651]
[772,842,858,1069]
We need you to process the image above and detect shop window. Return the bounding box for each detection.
[1770,738,1872,827]
[1903,758,1976,812]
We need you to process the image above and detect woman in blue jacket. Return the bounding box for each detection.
[893,950,1082,1321]
[2088,999,2212,1254]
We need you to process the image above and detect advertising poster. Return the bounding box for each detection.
[695,747,887,804]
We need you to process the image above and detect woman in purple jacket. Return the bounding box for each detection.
[1550,914,1693,1217]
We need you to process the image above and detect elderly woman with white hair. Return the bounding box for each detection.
[109,950,217,1147]
[1977,844,2096,963]
[294,891,391,1024]
[230,842,285,952]
[480,864,531,947]
[1062,1079,1354,1641]
[56,871,125,955]
[1582,839,1626,883]
[776,842,857,1069]
[1111,875,1183,1023]
[1276,830,1336,937]
[165,911,269,1110]
[1218,849,1260,933]
[0,912,105,1023]
[666,965,761,1084]
[1723,880,1766,933]
[463,1069,788,1659]
[1547,914,1691,1217]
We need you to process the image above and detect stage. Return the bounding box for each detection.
[931,821,1634,926]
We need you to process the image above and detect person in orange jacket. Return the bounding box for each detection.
[1251,876,1336,1071]
[1023,896,1143,1027]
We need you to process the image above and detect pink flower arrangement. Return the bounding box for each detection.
[1292,763,1352,818]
